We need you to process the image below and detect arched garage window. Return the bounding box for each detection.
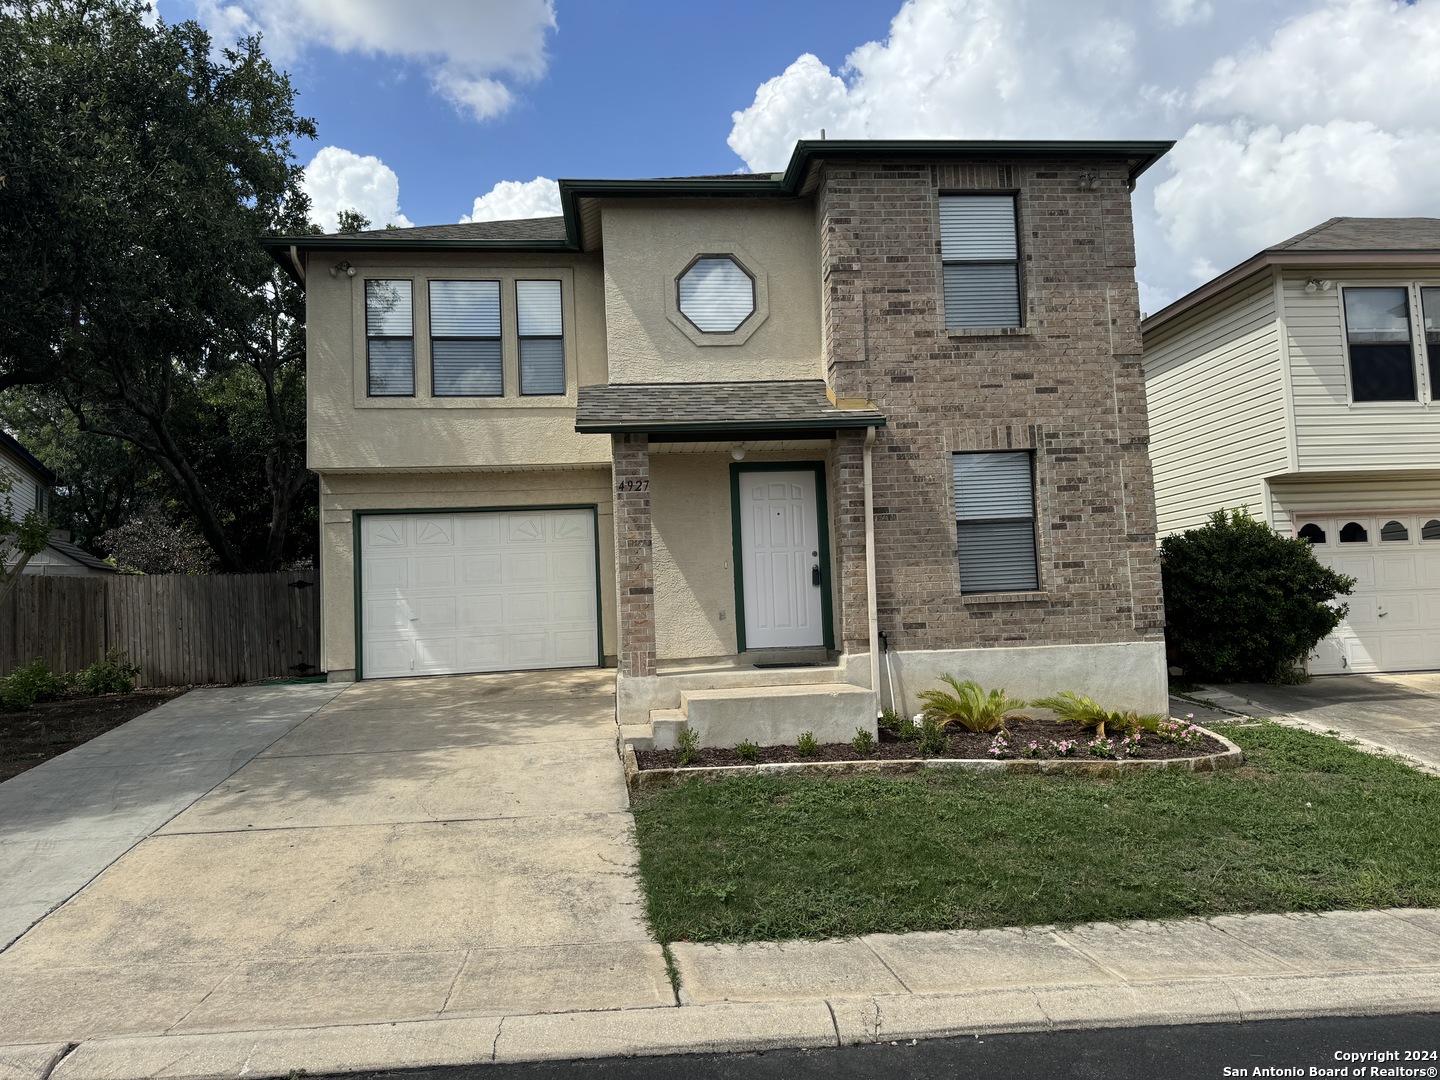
[1381,520,1409,542]
[1297,523,1325,544]
[1339,521,1369,543]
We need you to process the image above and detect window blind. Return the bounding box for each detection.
[940,195,1020,330]
[429,280,501,397]
[518,281,564,395]
[943,265,1021,329]
[953,451,1038,593]
[365,280,414,396]
[678,258,754,332]
[940,196,1018,260]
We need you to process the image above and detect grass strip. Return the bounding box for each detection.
[631,721,1440,943]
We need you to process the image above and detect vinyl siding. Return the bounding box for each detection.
[1269,472,1440,534]
[1284,268,1440,471]
[1143,273,1288,535]
[0,449,40,517]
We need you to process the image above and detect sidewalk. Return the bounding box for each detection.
[0,683,345,949]
[7,907,1439,1079]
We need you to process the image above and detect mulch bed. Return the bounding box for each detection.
[633,716,1228,771]
[0,689,189,782]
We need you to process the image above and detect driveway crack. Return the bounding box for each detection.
[38,1042,77,1080]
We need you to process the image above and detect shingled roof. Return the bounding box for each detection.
[338,217,567,243]
[575,381,885,434]
[1269,217,1440,253]
[1145,217,1440,334]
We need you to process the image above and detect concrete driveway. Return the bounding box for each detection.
[1210,672,1440,770]
[0,669,670,1046]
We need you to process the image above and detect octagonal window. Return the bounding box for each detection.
[678,256,755,333]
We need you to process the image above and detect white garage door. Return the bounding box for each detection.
[1300,514,1440,674]
[359,509,599,679]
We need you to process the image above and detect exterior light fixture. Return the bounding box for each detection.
[730,444,746,461]
[330,261,356,278]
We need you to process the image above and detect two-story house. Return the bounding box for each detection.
[268,139,1173,738]
[1,429,114,578]
[1143,218,1440,676]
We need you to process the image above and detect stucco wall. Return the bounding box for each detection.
[651,454,736,659]
[601,199,824,384]
[317,468,616,676]
[306,251,611,472]
[650,450,841,661]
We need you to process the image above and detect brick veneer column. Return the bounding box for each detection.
[612,433,656,677]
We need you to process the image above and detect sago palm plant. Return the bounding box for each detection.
[917,676,1029,734]
[1029,691,1166,739]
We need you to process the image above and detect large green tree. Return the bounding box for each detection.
[0,0,317,570]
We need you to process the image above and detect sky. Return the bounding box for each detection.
[160,0,1440,312]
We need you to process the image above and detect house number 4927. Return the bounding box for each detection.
[617,478,649,493]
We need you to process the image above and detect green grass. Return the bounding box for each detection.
[630,722,1440,943]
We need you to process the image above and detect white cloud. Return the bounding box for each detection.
[727,0,1440,307]
[461,177,561,223]
[194,0,555,120]
[301,146,414,232]
[1159,0,1213,27]
[1154,120,1440,272]
[1191,0,1440,130]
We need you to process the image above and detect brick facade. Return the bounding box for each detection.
[818,158,1164,654]
[611,433,656,677]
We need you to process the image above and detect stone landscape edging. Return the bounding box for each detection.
[622,724,1243,793]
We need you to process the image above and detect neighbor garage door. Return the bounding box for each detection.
[359,509,599,679]
[1299,514,1440,674]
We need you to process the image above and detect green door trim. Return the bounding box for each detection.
[728,461,836,654]
[352,504,604,681]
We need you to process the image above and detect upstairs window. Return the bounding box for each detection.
[1342,287,1415,401]
[953,451,1038,593]
[1422,288,1440,398]
[678,256,755,333]
[365,280,414,396]
[940,195,1020,329]
[429,280,502,397]
[517,280,565,395]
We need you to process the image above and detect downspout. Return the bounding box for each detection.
[864,425,881,711]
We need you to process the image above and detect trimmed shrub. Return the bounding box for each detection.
[76,649,140,696]
[1162,508,1354,683]
[0,659,67,710]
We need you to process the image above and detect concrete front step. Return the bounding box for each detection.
[680,683,876,749]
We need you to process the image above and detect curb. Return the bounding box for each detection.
[625,724,1244,793]
[21,968,1440,1080]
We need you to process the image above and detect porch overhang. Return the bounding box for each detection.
[574,380,886,435]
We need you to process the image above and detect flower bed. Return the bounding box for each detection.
[626,716,1242,793]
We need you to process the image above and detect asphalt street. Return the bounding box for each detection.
[333,1014,1440,1080]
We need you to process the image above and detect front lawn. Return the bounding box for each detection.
[630,721,1440,942]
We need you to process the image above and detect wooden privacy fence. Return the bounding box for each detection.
[0,572,321,687]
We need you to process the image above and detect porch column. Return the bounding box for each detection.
[611,433,656,678]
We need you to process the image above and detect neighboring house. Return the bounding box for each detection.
[1143,217,1440,676]
[0,429,114,578]
[267,138,1174,734]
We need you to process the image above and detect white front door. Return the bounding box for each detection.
[1298,514,1440,674]
[738,469,825,649]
